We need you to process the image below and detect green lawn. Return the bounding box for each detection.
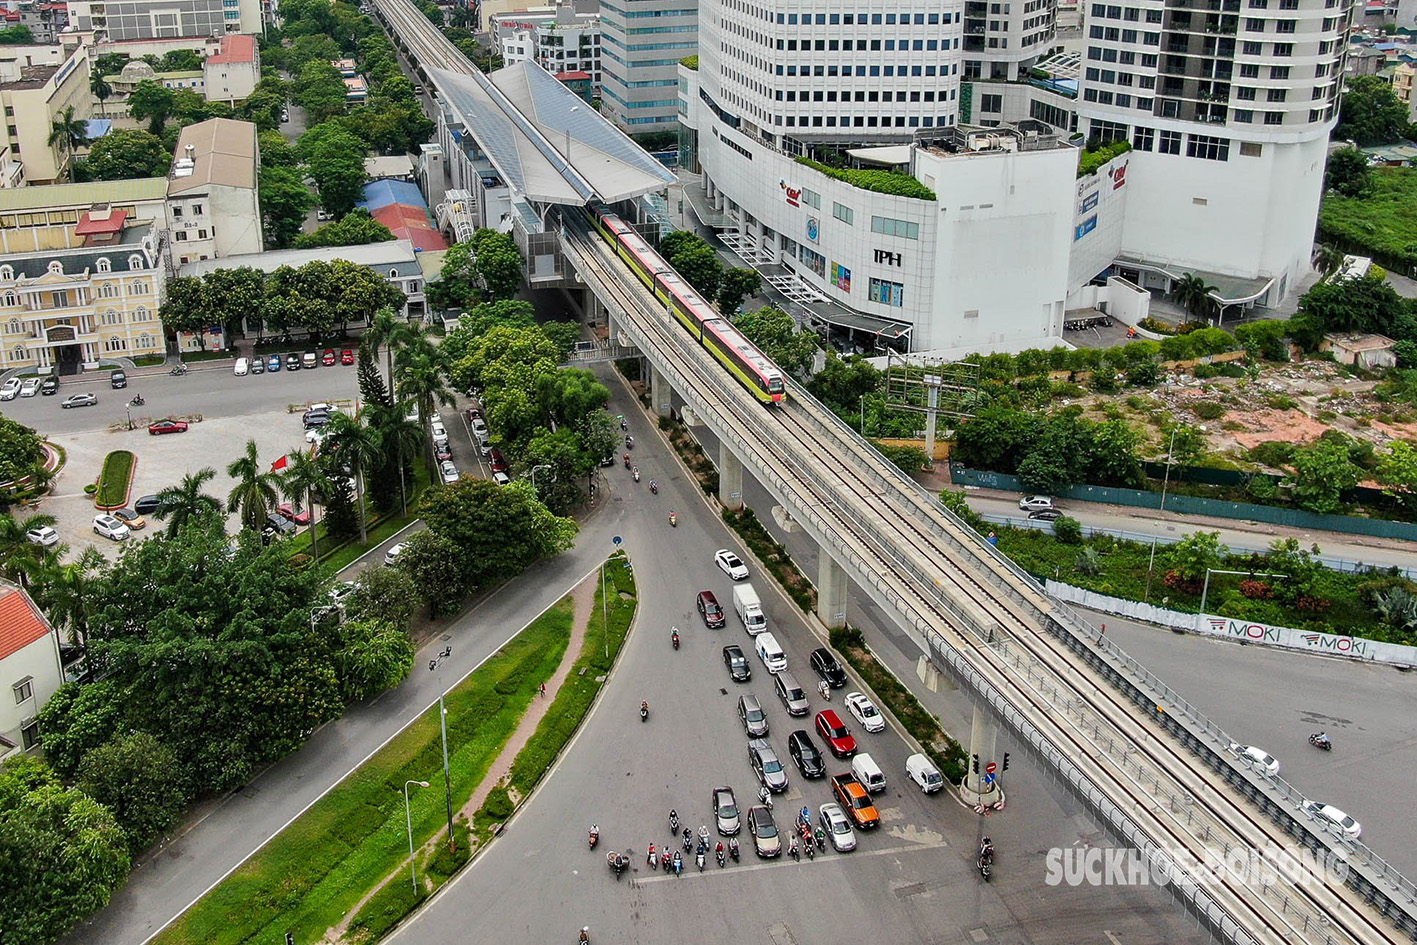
[96,450,135,507]
[152,596,575,945]
[1320,167,1417,269]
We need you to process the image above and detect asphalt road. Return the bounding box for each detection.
[385,381,1206,945]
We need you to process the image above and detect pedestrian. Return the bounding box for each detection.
[540,682,546,698]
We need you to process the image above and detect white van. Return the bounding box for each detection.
[754,632,786,674]
[851,752,886,794]
[234,357,249,376]
[905,753,944,794]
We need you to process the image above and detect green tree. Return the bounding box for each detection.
[1314,243,1347,279]
[363,400,423,515]
[82,525,341,791]
[128,80,174,135]
[226,439,282,532]
[158,49,203,71]
[536,368,610,430]
[0,415,46,485]
[1171,272,1218,321]
[395,339,456,470]
[35,546,105,650]
[1292,272,1407,347]
[345,565,419,632]
[0,755,130,944]
[78,129,169,182]
[418,477,577,584]
[1325,147,1372,198]
[1378,440,1417,516]
[1169,530,1225,583]
[0,24,34,43]
[258,129,299,168]
[75,732,188,855]
[278,450,329,558]
[35,680,126,778]
[46,104,88,177]
[1286,435,1361,513]
[717,267,763,313]
[391,531,463,617]
[951,405,1042,474]
[239,88,286,132]
[1336,74,1412,146]
[807,352,881,414]
[364,306,418,388]
[1265,537,1322,601]
[579,409,619,469]
[0,510,59,586]
[323,412,383,543]
[1088,418,1145,487]
[90,71,113,118]
[294,208,395,248]
[333,617,414,701]
[294,59,350,125]
[668,242,724,300]
[731,306,818,379]
[468,228,524,300]
[152,467,222,535]
[258,165,316,248]
[524,425,592,513]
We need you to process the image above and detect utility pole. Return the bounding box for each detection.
[428,646,455,851]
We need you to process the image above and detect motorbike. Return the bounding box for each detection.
[646,845,657,868]
[588,826,599,849]
[661,848,673,871]
[682,828,693,852]
[979,837,995,864]
[789,837,800,861]
[619,416,627,431]
[728,837,740,862]
[978,854,992,881]
[715,842,726,868]
[625,435,634,449]
[640,703,649,723]
[818,681,832,702]
[672,628,680,650]
[814,827,826,851]
[696,848,706,871]
[669,510,677,527]
[607,851,628,880]
[669,810,679,833]
[623,453,631,469]
[1309,733,1332,751]
[649,480,658,495]
[672,851,683,876]
[129,394,145,407]
[759,786,773,810]
[632,466,640,482]
[698,826,710,850]
[169,364,188,376]
[580,928,590,945]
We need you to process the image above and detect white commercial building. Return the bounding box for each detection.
[490,4,601,90]
[965,0,1060,80]
[166,117,263,265]
[66,0,264,39]
[599,0,696,132]
[1072,0,1352,308]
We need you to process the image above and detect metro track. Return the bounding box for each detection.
[368,1,1414,939]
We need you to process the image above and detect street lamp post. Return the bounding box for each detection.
[530,463,552,489]
[428,646,455,852]
[403,779,430,892]
[1160,425,1204,512]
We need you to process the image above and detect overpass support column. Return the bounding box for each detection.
[650,365,672,419]
[719,442,743,510]
[816,553,848,629]
[960,706,1002,806]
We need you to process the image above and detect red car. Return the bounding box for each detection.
[276,502,312,526]
[321,348,337,366]
[488,448,508,473]
[815,709,857,758]
[340,348,355,365]
[148,419,189,435]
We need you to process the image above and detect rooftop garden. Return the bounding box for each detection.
[680,55,698,69]
[795,156,937,201]
[1077,139,1131,178]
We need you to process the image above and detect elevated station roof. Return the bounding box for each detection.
[430,61,675,207]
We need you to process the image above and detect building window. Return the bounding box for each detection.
[802,188,821,210]
[1187,134,1229,160]
[1235,109,1254,122]
[832,202,854,225]
[870,216,920,240]
[1239,141,1263,156]
[46,261,61,275]
[96,257,111,272]
[1133,126,1155,151]
[104,335,127,352]
[175,231,187,241]
[0,266,11,280]
[6,318,17,333]
[981,93,1002,112]
[21,718,37,749]
[13,677,32,703]
[2,294,14,309]
[868,277,904,307]
[1158,130,1182,154]
[128,255,143,269]
[1267,88,1287,102]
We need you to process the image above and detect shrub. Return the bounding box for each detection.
[1249,440,1294,467]
[795,156,937,200]
[1238,579,1274,599]
[1075,546,1102,575]
[1051,515,1083,544]
[1193,402,1225,421]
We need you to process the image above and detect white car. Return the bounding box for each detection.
[714,548,749,580]
[818,802,857,852]
[92,514,130,541]
[384,542,405,566]
[844,691,886,733]
[492,471,511,486]
[430,419,449,443]
[25,525,59,547]
[440,460,459,484]
[1228,742,1279,777]
[19,377,40,397]
[1306,802,1361,840]
[0,377,20,400]
[305,427,327,446]
[1018,495,1055,512]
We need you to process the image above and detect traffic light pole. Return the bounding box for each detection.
[961,705,1002,806]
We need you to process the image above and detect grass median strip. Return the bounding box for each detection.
[95,449,134,508]
[152,596,574,945]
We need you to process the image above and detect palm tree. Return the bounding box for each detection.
[1316,244,1347,280]
[1172,272,1219,322]
[47,105,88,178]
[154,467,222,536]
[279,450,329,560]
[226,440,282,533]
[395,341,456,475]
[0,511,59,586]
[323,413,384,543]
[364,402,424,515]
[363,306,418,388]
[36,546,105,651]
[90,72,113,118]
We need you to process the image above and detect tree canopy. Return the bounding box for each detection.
[294,208,395,248]
[1336,75,1413,146]
[78,129,169,182]
[418,477,577,585]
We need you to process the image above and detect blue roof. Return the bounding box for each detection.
[84,119,113,140]
[358,179,428,212]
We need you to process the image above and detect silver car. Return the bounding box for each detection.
[440,460,459,484]
[712,786,740,836]
[738,694,768,737]
[748,737,788,793]
[819,802,857,852]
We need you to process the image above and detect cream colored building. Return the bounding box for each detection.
[0,44,92,185]
[0,178,168,253]
[1394,63,1417,122]
[0,207,167,372]
[167,117,262,264]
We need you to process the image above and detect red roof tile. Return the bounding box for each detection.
[208,34,256,65]
[0,587,52,661]
[75,208,128,235]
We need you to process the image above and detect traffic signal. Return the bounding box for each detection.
[1002,752,1011,772]
[971,754,980,773]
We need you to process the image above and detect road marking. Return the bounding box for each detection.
[134,556,614,945]
[1104,931,1123,945]
[634,838,949,884]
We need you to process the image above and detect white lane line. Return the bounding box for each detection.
[634,839,950,884]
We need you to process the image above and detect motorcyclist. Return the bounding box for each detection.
[669,808,678,831]
[649,478,658,494]
[647,842,656,865]
[580,928,590,944]
[698,824,710,849]
[818,679,831,700]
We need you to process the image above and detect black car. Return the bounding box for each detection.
[264,512,297,537]
[787,729,826,779]
[133,494,162,515]
[39,375,59,395]
[722,644,751,682]
[810,647,847,688]
[697,590,725,629]
[1028,508,1064,522]
[303,410,331,429]
[110,370,127,389]
[285,353,302,371]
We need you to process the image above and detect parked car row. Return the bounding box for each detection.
[238,349,355,376]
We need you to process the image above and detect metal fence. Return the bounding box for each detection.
[955,466,1417,543]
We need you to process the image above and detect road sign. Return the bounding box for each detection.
[985,761,998,775]
[612,536,622,545]
[730,491,742,498]
[983,772,996,786]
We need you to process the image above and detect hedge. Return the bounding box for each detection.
[795,156,937,201]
